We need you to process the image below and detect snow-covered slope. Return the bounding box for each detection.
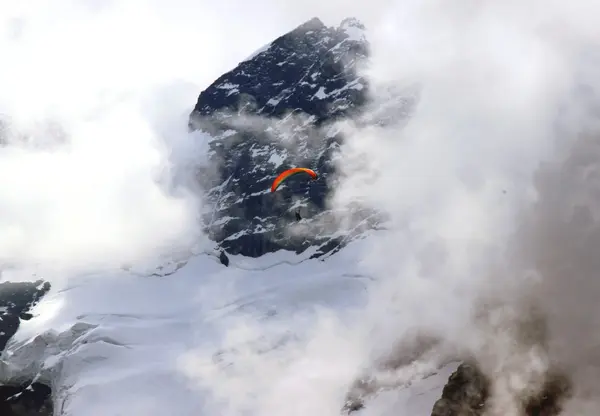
[1,238,454,416]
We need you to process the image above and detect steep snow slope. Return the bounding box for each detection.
[1,238,454,416]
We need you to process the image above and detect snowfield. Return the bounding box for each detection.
[1,238,452,415]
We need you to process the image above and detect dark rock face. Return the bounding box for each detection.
[523,372,571,416]
[431,363,570,416]
[0,280,52,415]
[431,363,488,416]
[190,17,368,126]
[189,17,371,258]
[0,383,52,416]
[0,280,50,351]
[219,250,230,267]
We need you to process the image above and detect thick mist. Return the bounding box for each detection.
[0,0,385,273]
[330,1,600,414]
[182,1,600,415]
[3,0,600,415]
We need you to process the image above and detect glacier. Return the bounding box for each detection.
[1,238,455,416]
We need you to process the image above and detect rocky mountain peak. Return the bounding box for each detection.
[189,17,371,258]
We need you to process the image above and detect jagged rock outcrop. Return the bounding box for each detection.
[0,280,52,415]
[219,250,229,267]
[189,17,371,258]
[430,363,488,416]
[0,280,51,351]
[0,382,52,416]
[430,363,571,416]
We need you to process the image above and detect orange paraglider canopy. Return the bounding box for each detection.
[270,168,317,192]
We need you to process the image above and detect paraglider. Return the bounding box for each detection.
[271,167,317,222]
[270,167,317,192]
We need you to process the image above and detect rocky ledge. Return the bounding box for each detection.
[0,280,52,415]
[432,363,570,416]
